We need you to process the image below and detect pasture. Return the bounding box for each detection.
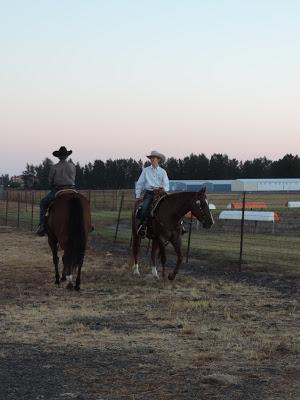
[1,190,300,275]
[0,228,299,399]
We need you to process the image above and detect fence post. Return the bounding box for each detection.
[239,192,246,272]
[30,191,35,231]
[17,192,20,228]
[185,214,193,263]
[5,191,9,226]
[114,193,124,245]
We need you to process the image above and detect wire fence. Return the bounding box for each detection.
[1,189,299,275]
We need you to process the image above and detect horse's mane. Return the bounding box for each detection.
[163,191,198,202]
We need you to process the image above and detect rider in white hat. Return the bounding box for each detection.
[135,150,169,238]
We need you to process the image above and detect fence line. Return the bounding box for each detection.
[0,189,299,275]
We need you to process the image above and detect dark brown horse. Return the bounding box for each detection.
[132,188,214,280]
[46,191,92,290]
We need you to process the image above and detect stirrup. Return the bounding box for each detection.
[36,225,46,236]
[137,225,146,238]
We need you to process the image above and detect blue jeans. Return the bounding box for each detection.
[139,190,155,225]
[39,191,55,225]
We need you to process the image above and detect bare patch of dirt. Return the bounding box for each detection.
[0,230,299,400]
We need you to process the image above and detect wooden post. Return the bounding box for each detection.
[239,192,246,272]
[112,190,115,211]
[114,193,124,245]
[17,192,20,228]
[5,191,9,226]
[30,192,35,231]
[185,214,193,263]
[129,233,133,249]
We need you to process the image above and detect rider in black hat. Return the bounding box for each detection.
[36,146,76,236]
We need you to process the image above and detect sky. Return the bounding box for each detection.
[1,0,300,175]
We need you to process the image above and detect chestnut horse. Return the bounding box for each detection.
[46,191,92,290]
[132,188,214,280]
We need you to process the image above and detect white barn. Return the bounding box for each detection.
[231,179,300,192]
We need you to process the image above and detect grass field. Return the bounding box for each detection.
[1,190,299,278]
[0,228,299,399]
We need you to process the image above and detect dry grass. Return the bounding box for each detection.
[0,229,299,399]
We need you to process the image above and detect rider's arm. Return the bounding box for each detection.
[48,166,55,189]
[69,162,76,186]
[135,169,146,199]
[161,170,170,192]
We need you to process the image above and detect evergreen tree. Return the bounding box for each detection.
[241,157,272,178]
[209,154,230,179]
[35,158,54,189]
[270,154,300,178]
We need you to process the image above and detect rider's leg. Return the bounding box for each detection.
[138,191,154,237]
[37,191,55,235]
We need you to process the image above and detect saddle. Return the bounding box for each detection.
[48,189,79,217]
[55,188,78,198]
[135,191,167,239]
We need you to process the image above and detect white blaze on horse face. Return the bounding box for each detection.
[132,264,140,276]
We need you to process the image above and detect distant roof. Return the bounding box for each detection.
[235,178,300,183]
[169,180,233,184]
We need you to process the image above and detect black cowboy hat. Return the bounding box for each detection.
[52,146,72,158]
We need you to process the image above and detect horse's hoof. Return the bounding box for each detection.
[55,281,60,286]
[168,272,176,281]
[75,286,80,291]
[66,283,73,290]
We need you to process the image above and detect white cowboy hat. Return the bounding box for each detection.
[146,150,166,164]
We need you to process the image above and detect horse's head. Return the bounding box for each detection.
[190,188,214,229]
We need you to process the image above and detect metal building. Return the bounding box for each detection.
[231,179,300,192]
[169,180,232,193]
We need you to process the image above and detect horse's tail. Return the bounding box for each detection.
[64,196,86,274]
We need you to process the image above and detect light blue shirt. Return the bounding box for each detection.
[135,165,169,198]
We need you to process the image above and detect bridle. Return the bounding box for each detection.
[195,197,210,222]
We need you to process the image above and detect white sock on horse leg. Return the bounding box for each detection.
[66,275,73,283]
[132,264,140,276]
[151,267,159,279]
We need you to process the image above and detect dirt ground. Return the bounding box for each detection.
[0,228,299,400]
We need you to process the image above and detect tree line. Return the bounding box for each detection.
[1,153,300,190]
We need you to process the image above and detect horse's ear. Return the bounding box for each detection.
[199,186,206,194]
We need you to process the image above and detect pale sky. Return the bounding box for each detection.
[1,0,300,175]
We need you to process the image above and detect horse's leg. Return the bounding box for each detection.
[158,239,167,279]
[48,236,60,286]
[66,271,74,290]
[132,233,142,276]
[61,255,66,282]
[75,261,83,291]
[62,253,73,290]
[168,236,183,281]
[150,239,160,279]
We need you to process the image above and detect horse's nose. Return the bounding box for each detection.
[203,220,213,229]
